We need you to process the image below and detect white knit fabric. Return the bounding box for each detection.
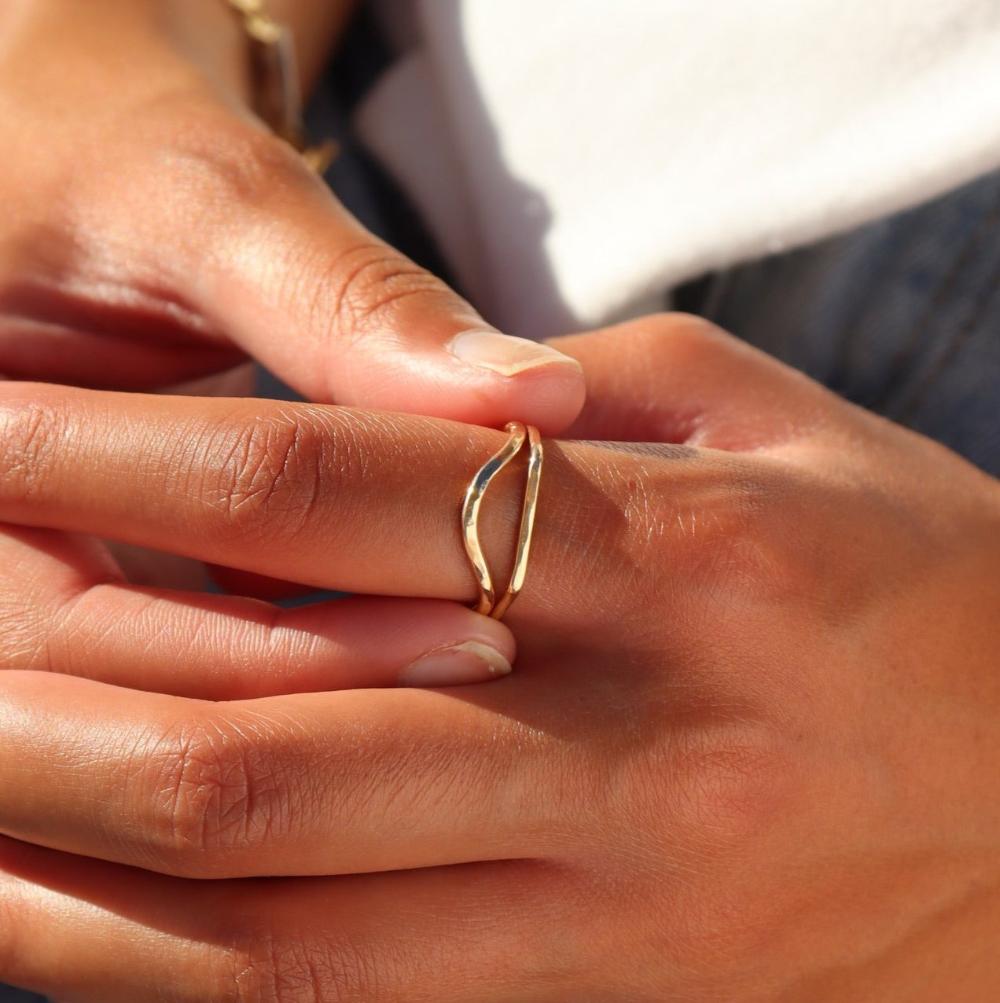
[357,0,1000,339]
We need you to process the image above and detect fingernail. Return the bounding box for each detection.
[399,640,512,687]
[449,330,582,377]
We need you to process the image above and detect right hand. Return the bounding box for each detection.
[0,0,584,430]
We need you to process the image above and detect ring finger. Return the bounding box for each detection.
[0,382,658,628]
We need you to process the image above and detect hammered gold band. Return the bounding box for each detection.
[461,423,544,620]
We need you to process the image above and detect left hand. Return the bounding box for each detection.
[1,315,999,1002]
[0,0,583,432]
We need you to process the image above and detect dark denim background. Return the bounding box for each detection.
[675,171,1000,476]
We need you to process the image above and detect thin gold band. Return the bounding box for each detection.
[490,425,543,620]
[461,422,544,620]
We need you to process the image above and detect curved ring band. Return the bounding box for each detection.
[461,422,544,620]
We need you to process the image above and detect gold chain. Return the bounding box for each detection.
[223,0,337,174]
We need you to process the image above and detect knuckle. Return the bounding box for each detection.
[231,927,386,1003]
[614,726,796,965]
[624,312,730,366]
[135,713,295,876]
[674,726,793,844]
[318,241,451,340]
[598,717,791,860]
[629,458,794,600]
[677,747,798,963]
[681,468,780,587]
[162,114,314,212]
[700,465,831,604]
[0,398,62,505]
[201,410,329,543]
[569,450,802,620]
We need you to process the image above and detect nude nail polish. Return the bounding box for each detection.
[449,330,582,377]
[399,641,512,687]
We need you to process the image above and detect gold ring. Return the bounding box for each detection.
[461,422,544,620]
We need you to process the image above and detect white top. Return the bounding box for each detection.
[357,0,1000,339]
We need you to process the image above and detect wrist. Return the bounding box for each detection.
[1,0,251,109]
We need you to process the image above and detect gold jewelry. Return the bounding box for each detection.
[223,0,337,174]
[461,423,544,620]
[490,424,543,620]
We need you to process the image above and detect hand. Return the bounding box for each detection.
[0,0,583,429]
[1,315,999,1001]
[0,392,521,708]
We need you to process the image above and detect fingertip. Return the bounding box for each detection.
[398,639,512,688]
[446,329,585,433]
[332,341,586,435]
[462,607,518,668]
[394,600,518,672]
[426,361,587,435]
[286,597,518,692]
[494,355,587,436]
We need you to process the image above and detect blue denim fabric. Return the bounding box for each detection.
[676,170,1000,476]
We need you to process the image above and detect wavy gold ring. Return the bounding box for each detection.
[461,422,544,620]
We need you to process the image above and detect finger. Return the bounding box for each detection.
[0,837,579,1003]
[177,135,585,434]
[0,525,513,699]
[0,383,649,625]
[0,274,244,390]
[0,670,560,878]
[554,314,841,449]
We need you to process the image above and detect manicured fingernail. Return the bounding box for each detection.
[449,330,582,377]
[399,641,512,687]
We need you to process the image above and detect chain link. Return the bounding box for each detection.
[221,0,336,173]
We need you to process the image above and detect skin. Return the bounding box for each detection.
[0,316,998,1001]
[0,0,584,429]
[2,3,998,998]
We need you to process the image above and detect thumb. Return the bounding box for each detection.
[553,314,839,450]
[187,146,584,434]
